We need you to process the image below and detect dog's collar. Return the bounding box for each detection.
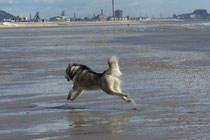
[69,69,79,80]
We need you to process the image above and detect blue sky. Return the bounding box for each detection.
[1,0,210,19]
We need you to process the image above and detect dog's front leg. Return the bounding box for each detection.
[121,96,132,103]
[67,86,77,100]
[70,89,83,101]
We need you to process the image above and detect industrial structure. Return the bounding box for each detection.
[112,0,115,17]
[94,9,108,21]
[175,9,210,20]
[115,9,123,18]
[33,12,40,22]
[50,10,69,21]
[0,0,153,23]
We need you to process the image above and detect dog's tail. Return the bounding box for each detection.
[105,56,122,77]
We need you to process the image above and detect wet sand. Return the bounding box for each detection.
[0,22,210,139]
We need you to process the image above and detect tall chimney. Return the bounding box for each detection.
[112,0,115,17]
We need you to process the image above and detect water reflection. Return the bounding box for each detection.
[66,110,127,135]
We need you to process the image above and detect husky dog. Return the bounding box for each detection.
[65,56,132,103]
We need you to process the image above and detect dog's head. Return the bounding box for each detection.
[65,64,72,81]
[65,64,81,81]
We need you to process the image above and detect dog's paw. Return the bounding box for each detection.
[126,99,132,103]
[67,95,71,100]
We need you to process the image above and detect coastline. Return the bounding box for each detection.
[0,19,183,29]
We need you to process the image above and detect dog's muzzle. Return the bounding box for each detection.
[65,75,71,81]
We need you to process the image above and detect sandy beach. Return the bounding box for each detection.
[0,19,182,29]
[0,21,138,29]
[0,21,209,139]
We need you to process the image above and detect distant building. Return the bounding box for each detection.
[115,9,123,18]
[107,16,127,21]
[95,9,108,21]
[107,16,116,21]
[136,17,151,21]
[50,10,69,21]
[126,16,131,20]
[177,13,191,19]
[50,16,68,21]
[176,9,210,20]
[16,16,28,22]
[191,9,209,19]
[107,10,123,21]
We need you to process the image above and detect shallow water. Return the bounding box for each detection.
[0,21,210,139]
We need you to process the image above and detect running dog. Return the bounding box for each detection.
[65,56,132,103]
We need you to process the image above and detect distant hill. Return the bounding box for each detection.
[0,10,16,21]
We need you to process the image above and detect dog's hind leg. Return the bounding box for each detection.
[113,79,128,97]
[113,82,129,97]
[112,80,133,103]
[102,79,128,97]
[115,86,132,103]
[104,88,132,103]
[102,87,128,97]
[70,89,84,101]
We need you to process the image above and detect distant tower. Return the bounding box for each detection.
[61,10,65,16]
[112,0,115,17]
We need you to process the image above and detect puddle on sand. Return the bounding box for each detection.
[26,120,70,135]
[0,120,70,136]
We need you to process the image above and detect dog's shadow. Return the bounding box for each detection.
[45,105,87,111]
[26,104,133,112]
[27,104,86,110]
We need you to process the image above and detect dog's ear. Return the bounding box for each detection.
[68,64,72,68]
